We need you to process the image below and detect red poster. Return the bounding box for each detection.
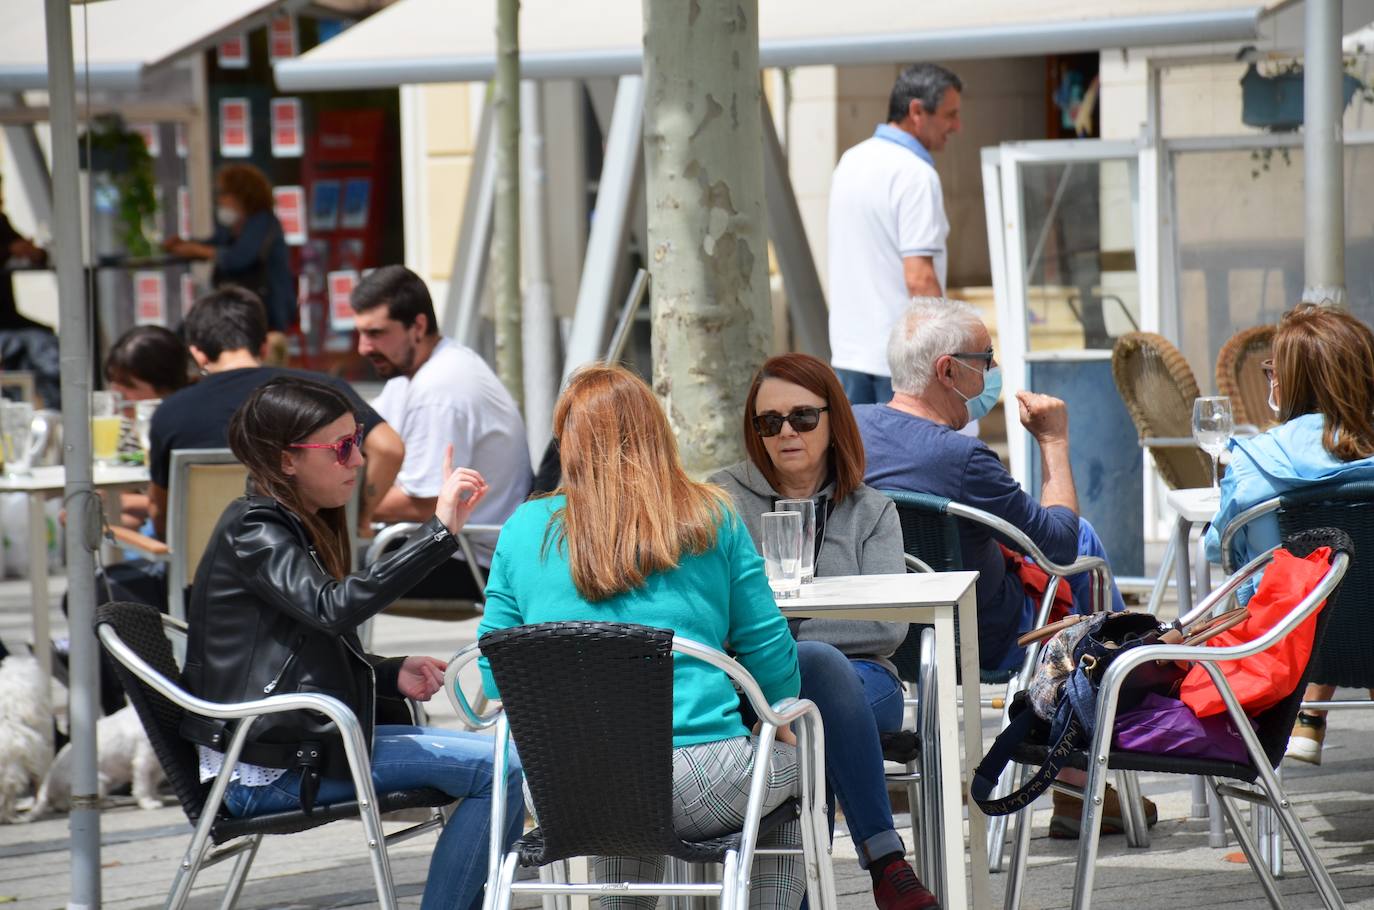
[218,35,248,69]
[327,270,358,332]
[132,123,160,157]
[134,272,166,326]
[268,15,297,61]
[180,273,197,316]
[219,98,251,158]
[270,98,303,158]
[177,186,191,239]
[273,185,307,245]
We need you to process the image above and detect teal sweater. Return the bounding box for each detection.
[478,495,801,746]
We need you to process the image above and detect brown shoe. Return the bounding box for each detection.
[1049,784,1158,839]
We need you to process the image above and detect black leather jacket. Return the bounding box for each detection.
[180,495,459,784]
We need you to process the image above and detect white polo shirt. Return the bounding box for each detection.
[373,337,532,563]
[827,129,949,378]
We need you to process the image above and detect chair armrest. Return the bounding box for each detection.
[1138,437,1201,448]
[904,553,936,574]
[1218,497,1280,574]
[109,525,170,557]
[444,643,503,730]
[362,521,422,567]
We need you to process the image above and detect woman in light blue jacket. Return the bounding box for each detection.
[1205,303,1374,765]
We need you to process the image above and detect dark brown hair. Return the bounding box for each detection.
[227,378,354,579]
[1273,304,1374,462]
[216,163,273,215]
[742,353,865,503]
[104,325,195,395]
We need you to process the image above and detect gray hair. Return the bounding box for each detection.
[887,297,984,396]
[887,63,963,122]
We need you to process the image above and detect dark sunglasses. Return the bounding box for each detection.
[289,424,364,466]
[1261,358,1276,384]
[752,406,829,438]
[952,349,996,367]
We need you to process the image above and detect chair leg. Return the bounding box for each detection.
[721,849,742,910]
[1001,799,1034,910]
[1209,778,1285,910]
[1251,768,1347,910]
[1115,770,1150,849]
[1069,756,1111,910]
[539,861,569,910]
[166,809,224,910]
[216,835,262,910]
[494,852,520,910]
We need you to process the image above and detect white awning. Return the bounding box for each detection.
[0,0,304,92]
[275,0,1300,91]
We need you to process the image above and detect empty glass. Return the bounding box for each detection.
[1192,396,1234,489]
[761,510,803,599]
[1,401,36,477]
[133,399,160,462]
[775,498,816,583]
[91,391,122,465]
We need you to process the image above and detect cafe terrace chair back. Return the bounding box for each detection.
[1111,332,1213,491]
[1215,324,1277,434]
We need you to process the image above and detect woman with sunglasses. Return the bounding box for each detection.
[181,377,523,910]
[711,353,938,910]
[1206,304,1374,766]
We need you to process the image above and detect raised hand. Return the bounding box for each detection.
[435,444,489,535]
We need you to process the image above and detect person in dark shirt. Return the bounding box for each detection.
[147,287,403,537]
[854,297,1125,674]
[163,163,295,333]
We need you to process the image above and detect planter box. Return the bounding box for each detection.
[1241,63,1363,132]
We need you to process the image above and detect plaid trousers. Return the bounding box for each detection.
[593,735,804,910]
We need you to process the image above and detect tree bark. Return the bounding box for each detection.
[642,0,771,478]
[492,0,524,405]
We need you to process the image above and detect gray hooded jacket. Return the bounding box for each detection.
[710,459,908,677]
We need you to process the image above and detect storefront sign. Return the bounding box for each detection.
[273,185,307,245]
[268,15,297,61]
[219,98,251,158]
[270,98,303,158]
[327,270,359,332]
[134,272,166,326]
[218,35,248,69]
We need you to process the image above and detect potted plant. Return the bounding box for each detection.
[1241,59,1365,132]
[77,114,157,257]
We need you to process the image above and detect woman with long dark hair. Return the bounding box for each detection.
[182,376,521,910]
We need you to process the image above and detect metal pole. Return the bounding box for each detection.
[43,0,101,906]
[445,101,496,349]
[1303,0,1346,305]
[493,0,524,403]
[520,80,558,460]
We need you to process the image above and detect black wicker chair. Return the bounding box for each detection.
[1000,529,1353,910]
[94,601,452,910]
[449,621,835,910]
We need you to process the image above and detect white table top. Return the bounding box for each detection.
[778,571,979,619]
[1165,486,1222,523]
[0,463,150,493]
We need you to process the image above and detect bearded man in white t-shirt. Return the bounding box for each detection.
[828,63,963,406]
[354,265,532,600]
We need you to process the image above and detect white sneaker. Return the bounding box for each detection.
[1285,712,1325,765]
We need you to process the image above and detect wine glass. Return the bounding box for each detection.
[1192,396,1234,490]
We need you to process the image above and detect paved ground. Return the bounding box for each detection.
[1,573,1373,910]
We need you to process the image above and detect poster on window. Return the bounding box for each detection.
[310,180,340,230]
[273,186,307,245]
[340,177,371,229]
[134,272,166,326]
[219,98,251,158]
[218,35,248,69]
[270,98,303,158]
[131,123,160,157]
[176,186,191,239]
[181,273,197,316]
[268,15,297,61]
[327,270,359,332]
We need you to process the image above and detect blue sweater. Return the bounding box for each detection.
[478,496,801,746]
[855,404,1079,669]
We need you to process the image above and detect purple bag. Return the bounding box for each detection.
[1112,692,1255,764]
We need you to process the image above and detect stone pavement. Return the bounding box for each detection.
[2,576,1373,910]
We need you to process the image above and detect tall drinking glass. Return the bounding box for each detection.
[91,391,122,466]
[1,402,36,478]
[775,498,816,583]
[133,399,160,463]
[1192,396,1234,489]
[761,510,803,600]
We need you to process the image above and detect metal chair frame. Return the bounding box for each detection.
[1000,542,1351,910]
[445,632,838,910]
[96,611,446,910]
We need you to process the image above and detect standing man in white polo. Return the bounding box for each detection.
[828,63,963,406]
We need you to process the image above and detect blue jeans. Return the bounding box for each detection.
[796,640,905,867]
[834,369,893,407]
[224,725,524,910]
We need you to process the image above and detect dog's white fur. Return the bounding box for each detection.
[26,704,165,820]
[0,655,53,823]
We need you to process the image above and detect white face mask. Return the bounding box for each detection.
[1268,382,1280,416]
[216,205,241,227]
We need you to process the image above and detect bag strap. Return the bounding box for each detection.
[971,705,1083,816]
[1157,607,1249,646]
[1016,612,1090,648]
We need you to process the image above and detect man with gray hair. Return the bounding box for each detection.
[828,63,963,405]
[854,298,1125,675]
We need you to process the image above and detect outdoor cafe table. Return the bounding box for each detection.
[779,570,986,910]
[0,463,150,683]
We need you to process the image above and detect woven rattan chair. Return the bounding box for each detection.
[95,601,452,910]
[1000,529,1352,910]
[1111,332,1213,491]
[449,621,835,910]
[1216,324,1277,433]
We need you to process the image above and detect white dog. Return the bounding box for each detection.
[0,654,53,823]
[26,704,165,820]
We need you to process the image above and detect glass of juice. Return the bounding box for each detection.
[91,391,123,466]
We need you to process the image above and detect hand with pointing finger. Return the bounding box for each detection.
[435,443,489,535]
